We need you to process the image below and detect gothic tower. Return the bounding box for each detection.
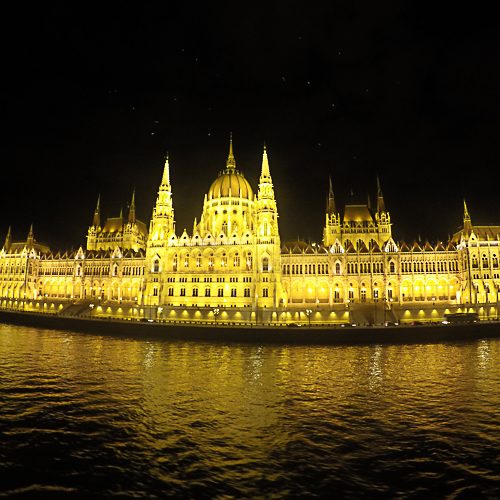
[145,156,176,305]
[323,176,341,247]
[255,144,284,308]
[375,176,392,241]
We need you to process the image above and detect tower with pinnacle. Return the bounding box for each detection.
[255,144,283,308]
[144,156,176,306]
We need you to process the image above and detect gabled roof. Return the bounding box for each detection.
[399,242,411,252]
[411,241,422,252]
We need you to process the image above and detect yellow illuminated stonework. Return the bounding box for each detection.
[1,141,499,325]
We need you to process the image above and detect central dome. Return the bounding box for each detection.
[207,137,253,200]
[208,169,253,200]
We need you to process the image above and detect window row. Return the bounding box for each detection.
[167,287,255,298]
[401,261,458,273]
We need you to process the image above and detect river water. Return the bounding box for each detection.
[0,324,499,499]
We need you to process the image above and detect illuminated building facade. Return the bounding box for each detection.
[1,140,499,324]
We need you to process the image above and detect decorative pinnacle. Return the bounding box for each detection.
[463,199,470,220]
[261,142,270,178]
[226,132,236,171]
[162,154,171,185]
[376,175,386,213]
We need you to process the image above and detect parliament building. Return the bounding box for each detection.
[1,139,499,325]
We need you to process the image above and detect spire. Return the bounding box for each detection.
[376,175,386,213]
[327,176,337,214]
[128,189,136,224]
[463,199,472,234]
[119,207,123,219]
[92,194,101,227]
[226,132,236,171]
[260,142,271,179]
[27,224,34,246]
[149,154,175,241]
[463,199,470,221]
[4,226,11,251]
[162,154,171,186]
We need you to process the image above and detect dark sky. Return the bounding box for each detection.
[2,1,500,250]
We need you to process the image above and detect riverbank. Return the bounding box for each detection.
[1,309,499,346]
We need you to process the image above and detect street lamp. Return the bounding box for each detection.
[305,308,312,328]
[89,303,94,318]
[157,306,163,321]
[213,307,220,325]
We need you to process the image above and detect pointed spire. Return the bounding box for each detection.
[463,199,472,234]
[4,226,12,251]
[92,194,101,227]
[463,199,470,220]
[27,224,34,246]
[260,142,271,179]
[376,175,386,213]
[226,132,236,171]
[119,207,123,219]
[162,154,171,186]
[128,189,136,224]
[327,176,336,214]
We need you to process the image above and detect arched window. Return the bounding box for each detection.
[262,257,269,272]
[153,260,160,273]
[389,261,395,273]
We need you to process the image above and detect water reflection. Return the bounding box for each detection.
[477,339,491,370]
[0,325,499,498]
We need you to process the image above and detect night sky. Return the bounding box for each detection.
[2,2,499,250]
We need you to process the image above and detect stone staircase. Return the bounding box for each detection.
[58,300,94,317]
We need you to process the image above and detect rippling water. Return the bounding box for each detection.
[0,324,499,498]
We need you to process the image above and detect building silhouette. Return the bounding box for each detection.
[1,139,499,324]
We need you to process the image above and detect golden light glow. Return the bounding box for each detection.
[1,142,498,325]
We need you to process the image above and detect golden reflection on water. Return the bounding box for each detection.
[1,325,500,497]
[3,326,498,427]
